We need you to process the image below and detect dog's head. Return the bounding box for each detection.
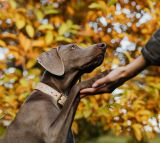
[37,43,107,76]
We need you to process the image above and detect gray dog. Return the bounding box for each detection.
[0,43,107,143]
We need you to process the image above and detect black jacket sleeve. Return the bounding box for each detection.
[141,29,160,66]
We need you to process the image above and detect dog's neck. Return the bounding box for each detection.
[41,71,81,96]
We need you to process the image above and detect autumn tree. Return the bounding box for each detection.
[0,0,160,142]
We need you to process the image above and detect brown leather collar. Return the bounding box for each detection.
[35,82,67,107]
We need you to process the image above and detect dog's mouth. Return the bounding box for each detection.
[81,54,105,72]
[94,54,104,65]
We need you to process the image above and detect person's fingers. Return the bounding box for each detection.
[96,86,114,94]
[80,86,113,95]
[92,76,111,88]
[80,88,97,94]
[80,94,87,98]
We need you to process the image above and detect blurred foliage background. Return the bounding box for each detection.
[0,0,160,143]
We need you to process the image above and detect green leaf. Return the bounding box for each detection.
[15,69,22,76]
[4,94,16,103]
[58,20,79,35]
[18,92,30,101]
[38,24,54,31]
[44,9,59,15]
[75,112,83,120]
[70,29,78,34]
[0,113,5,120]
[108,0,117,6]
[83,110,92,118]
[20,78,28,86]
[71,25,80,30]
[35,10,44,20]
[42,5,59,16]
[29,68,41,75]
[88,2,101,9]
[0,126,6,137]
[45,31,54,45]
[26,25,35,38]
[56,36,72,43]
[66,20,73,26]
[58,23,68,35]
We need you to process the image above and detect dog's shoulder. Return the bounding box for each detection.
[11,90,60,129]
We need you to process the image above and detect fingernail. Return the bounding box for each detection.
[92,83,97,88]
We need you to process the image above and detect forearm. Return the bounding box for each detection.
[104,55,149,92]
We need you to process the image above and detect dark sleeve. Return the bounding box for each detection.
[141,29,160,66]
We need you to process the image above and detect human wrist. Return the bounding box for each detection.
[123,55,148,79]
[109,66,131,80]
[119,66,131,79]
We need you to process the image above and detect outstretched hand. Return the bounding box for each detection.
[80,55,148,97]
[80,67,128,97]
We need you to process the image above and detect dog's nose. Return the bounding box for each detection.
[97,43,107,50]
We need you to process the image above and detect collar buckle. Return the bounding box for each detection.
[57,93,67,105]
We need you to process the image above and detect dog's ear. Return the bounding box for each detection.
[37,48,65,76]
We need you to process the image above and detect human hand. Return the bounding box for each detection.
[80,55,148,97]
[80,67,128,97]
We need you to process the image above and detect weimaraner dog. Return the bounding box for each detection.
[0,43,108,143]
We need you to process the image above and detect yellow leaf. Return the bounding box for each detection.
[8,45,19,51]
[132,124,142,141]
[135,109,152,122]
[58,23,68,35]
[0,62,6,70]
[123,51,133,62]
[56,36,72,43]
[19,33,31,51]
[44,9,59,15]
[88,2,101,9]
[1,33,17,39]
[71,121,78,134]
[67,6,74,15]
[8,0,17,8]
[20,78,28,86]
[15,19,25,30]
[0,40,6,47]
[38,24,54,31]
[26,59,36,69]
[32,39,45,47]
[29,68,41,75]
[26,25,35,38]
[35,10,44,20]
[45,31,54,45]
